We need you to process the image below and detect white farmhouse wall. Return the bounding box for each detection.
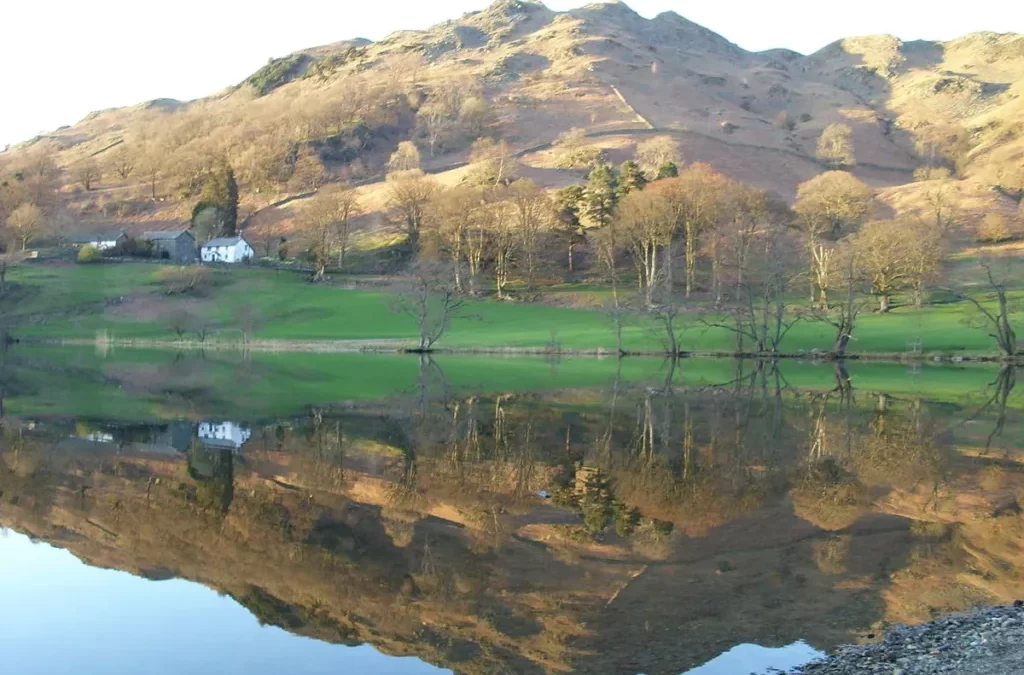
[201,240,255,264]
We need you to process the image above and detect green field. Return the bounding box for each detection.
[1,262,1018,356]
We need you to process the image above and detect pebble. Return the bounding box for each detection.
[790,604,1024,675]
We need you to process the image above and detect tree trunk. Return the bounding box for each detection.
[835,333,850,357]
[685,223,696,298]
[879,294,890,313]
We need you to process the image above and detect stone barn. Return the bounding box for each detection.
[143,230,197,263]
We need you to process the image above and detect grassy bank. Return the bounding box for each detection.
[2,262,1018,356]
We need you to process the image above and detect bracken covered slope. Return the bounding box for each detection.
[2,0,1023,239]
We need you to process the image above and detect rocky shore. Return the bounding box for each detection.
[790,603,1024,675]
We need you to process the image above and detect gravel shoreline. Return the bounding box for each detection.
[789,603,1024,675]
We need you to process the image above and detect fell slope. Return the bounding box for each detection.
[2,0,1022,241]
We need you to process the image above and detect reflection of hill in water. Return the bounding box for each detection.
[1,380,1023,674]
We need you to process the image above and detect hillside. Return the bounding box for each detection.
[1,0,1022,250]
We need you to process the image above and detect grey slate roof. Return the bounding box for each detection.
[143,229,193,241]
[66,230,126,244]
[201,236,248,248]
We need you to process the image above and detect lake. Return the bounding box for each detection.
[0,348,1020,674]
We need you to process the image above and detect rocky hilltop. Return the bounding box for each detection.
[2,0,1022,242]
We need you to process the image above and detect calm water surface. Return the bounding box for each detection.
[0,350,1020,674]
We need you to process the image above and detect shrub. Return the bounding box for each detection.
[105,237,154,258]
[154,266,211,295]
[914,166,952,182]
[978,213,1013,243]
[77,245,101,263]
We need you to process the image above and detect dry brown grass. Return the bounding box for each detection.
[5,3,1024,261]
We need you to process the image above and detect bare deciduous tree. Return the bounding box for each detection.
[329,183,360,270]
[554,128,601,169]
[137,150,163,200]
[6,202,44,251]
[74,158,101,191]
[978,213,1013,243]
[794,171,873,305]
[389,261,466,351]
[459,97,493,138]
[109,144,135,179]
[817,123,855,169]
[163,307,194,340]
[636,135,683,174]
[233,303,264,345]
[155,266,210,295]
[923,179,960,233]
[618,186,674,305]
[701,222,802,355]
[487,196,518,299]
[809,247,867,358]
[424,185,481,293]
[508,179,550,292]
[657,163,730,297]
[388,141,422,173]
[948,258,1019,359]
[850,219,916,312]
[387,169,438,251]
[904,219,945,307]
[467,137,515,187]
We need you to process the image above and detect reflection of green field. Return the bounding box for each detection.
[5,263,1021,355]
[3,346,1018,421]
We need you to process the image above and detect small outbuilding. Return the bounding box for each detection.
[200,236,255,264]
[66,230,128,251]
[143,229,197,263]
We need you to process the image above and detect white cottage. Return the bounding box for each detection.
[200,236,255,264]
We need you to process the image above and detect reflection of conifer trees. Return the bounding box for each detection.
[186,441,234,515]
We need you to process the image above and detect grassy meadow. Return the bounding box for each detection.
[1,262,1019,357]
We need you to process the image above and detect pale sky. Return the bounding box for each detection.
[2,0,1022,149]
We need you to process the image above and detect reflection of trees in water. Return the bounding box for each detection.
[303,408,346,491]
[966,365,1018,451]
[186,441,234,515]
[0,423,57,515]
[2,362,1023,675]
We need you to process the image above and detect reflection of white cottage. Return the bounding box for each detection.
[197,421,252,451]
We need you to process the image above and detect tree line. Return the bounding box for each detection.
[355,129,971,356]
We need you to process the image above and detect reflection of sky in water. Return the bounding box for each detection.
[0,530,450,675]
[681,641,824,675]
[0,528,824,675]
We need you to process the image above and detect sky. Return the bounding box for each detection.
[2,0,1022,148]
